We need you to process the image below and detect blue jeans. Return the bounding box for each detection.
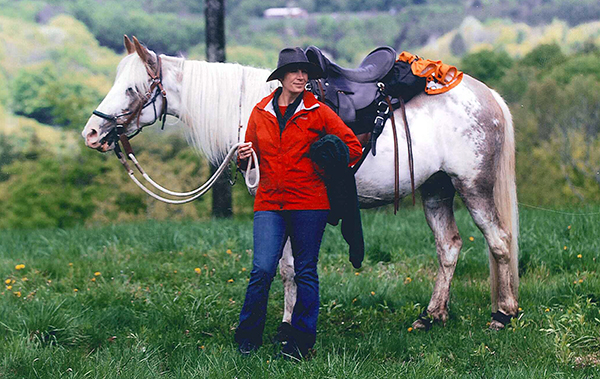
[235,210,328,348]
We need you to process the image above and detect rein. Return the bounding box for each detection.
[92,55,259,204]
[114,141,259,204]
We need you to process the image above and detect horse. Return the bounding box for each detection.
[82,36,519,331]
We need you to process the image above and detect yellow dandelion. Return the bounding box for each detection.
[15,264,25,270]
[241,267,247,272]
[227,279,234,283]
[355,272,360,276]
[6,285,12,290]
[4,279,10,285]
[518,307,522,312]
[14,291,21,297]
[404,277,412,284]
[91,277,96,282]
[352,298,357,303]
[579,279,583,283]
[370,291,375,296]
[73,288,78,292]
[173,270,177,274]
[577,254,582,259]
[567,225,571,230]
[94,272,101,276]
[10,279,15,284]
[574,280,578,284]
[469,236,474,242]
[267,360,270,364]
[21,277,28,282]
[200,345,205,350]
[68,263,73,267]
[226,249,232,255]
[194,268,201,274]
[545,308,550,312]
[407,327,413,332]
[563,246,567,250]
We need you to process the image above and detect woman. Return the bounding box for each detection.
[236,47,362,359]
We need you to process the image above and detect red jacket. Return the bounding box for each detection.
[245,90,362,212]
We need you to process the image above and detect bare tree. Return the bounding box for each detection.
[205,0,232,218]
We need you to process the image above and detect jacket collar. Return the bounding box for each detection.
[258,89,320,118]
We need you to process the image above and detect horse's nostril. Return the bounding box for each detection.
[86,128,100,147]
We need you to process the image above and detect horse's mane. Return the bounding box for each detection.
[179,60,278,165]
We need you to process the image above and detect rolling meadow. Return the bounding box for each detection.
[1,208,599,378]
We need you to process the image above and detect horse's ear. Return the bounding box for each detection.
[123,35,135,54]
[132,36,150,63]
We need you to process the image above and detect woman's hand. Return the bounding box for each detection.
[237,142,253,161]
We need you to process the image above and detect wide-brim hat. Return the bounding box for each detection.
[267,47,324,82]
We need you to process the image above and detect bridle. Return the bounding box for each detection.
[91,54,259,204]
[92,55,168,148]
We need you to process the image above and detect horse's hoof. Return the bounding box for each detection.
[411,310,435,331]
[489,320,506,330]
[411,319,429,330]
[489,311,513,330]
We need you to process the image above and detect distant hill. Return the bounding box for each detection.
[1,0,600,66]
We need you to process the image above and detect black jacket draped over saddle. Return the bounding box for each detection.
[310,135,364,269]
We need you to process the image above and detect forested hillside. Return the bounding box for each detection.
[0,0,599,229]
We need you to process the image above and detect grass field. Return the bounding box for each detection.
[1,207,599,378]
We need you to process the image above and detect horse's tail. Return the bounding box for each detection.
[490,89,519,311]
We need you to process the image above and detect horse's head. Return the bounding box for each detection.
[82,36,167,152]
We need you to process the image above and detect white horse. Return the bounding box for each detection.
[82,37,519,330]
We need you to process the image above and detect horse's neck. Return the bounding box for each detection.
[161,56,276,164]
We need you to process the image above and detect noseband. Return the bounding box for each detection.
[92,55,168,148]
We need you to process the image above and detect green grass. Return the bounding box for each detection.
[1,207,599,378]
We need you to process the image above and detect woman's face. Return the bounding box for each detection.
[280,68,308,96]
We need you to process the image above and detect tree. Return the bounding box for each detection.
[460,49,513,87]
[206,0,232,218]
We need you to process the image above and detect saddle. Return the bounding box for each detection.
[305,46,397,134]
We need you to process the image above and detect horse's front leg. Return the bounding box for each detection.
[279,238,296,325]
[413,173,462,329]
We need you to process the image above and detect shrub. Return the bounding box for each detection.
[460,49,513,86]
[11,64,103,129]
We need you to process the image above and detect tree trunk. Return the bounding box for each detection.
[205,0,232,218]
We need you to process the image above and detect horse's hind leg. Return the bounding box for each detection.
[453,180,518,329]
[279,239,296,325]
[413,172,462,329]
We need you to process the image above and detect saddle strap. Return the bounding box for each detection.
[398,97,416,206]
[384,95,400,214]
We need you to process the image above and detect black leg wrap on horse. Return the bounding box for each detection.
[417,310,433,331]
[273,322,294,343]
[491,310,513,326]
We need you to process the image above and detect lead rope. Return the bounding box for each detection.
[230,71,247,186]
[115,142,259,204]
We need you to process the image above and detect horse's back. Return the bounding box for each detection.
[410,75,507,180]
[355,75,509,204]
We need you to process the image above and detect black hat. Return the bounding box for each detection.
[267,47,324,82]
